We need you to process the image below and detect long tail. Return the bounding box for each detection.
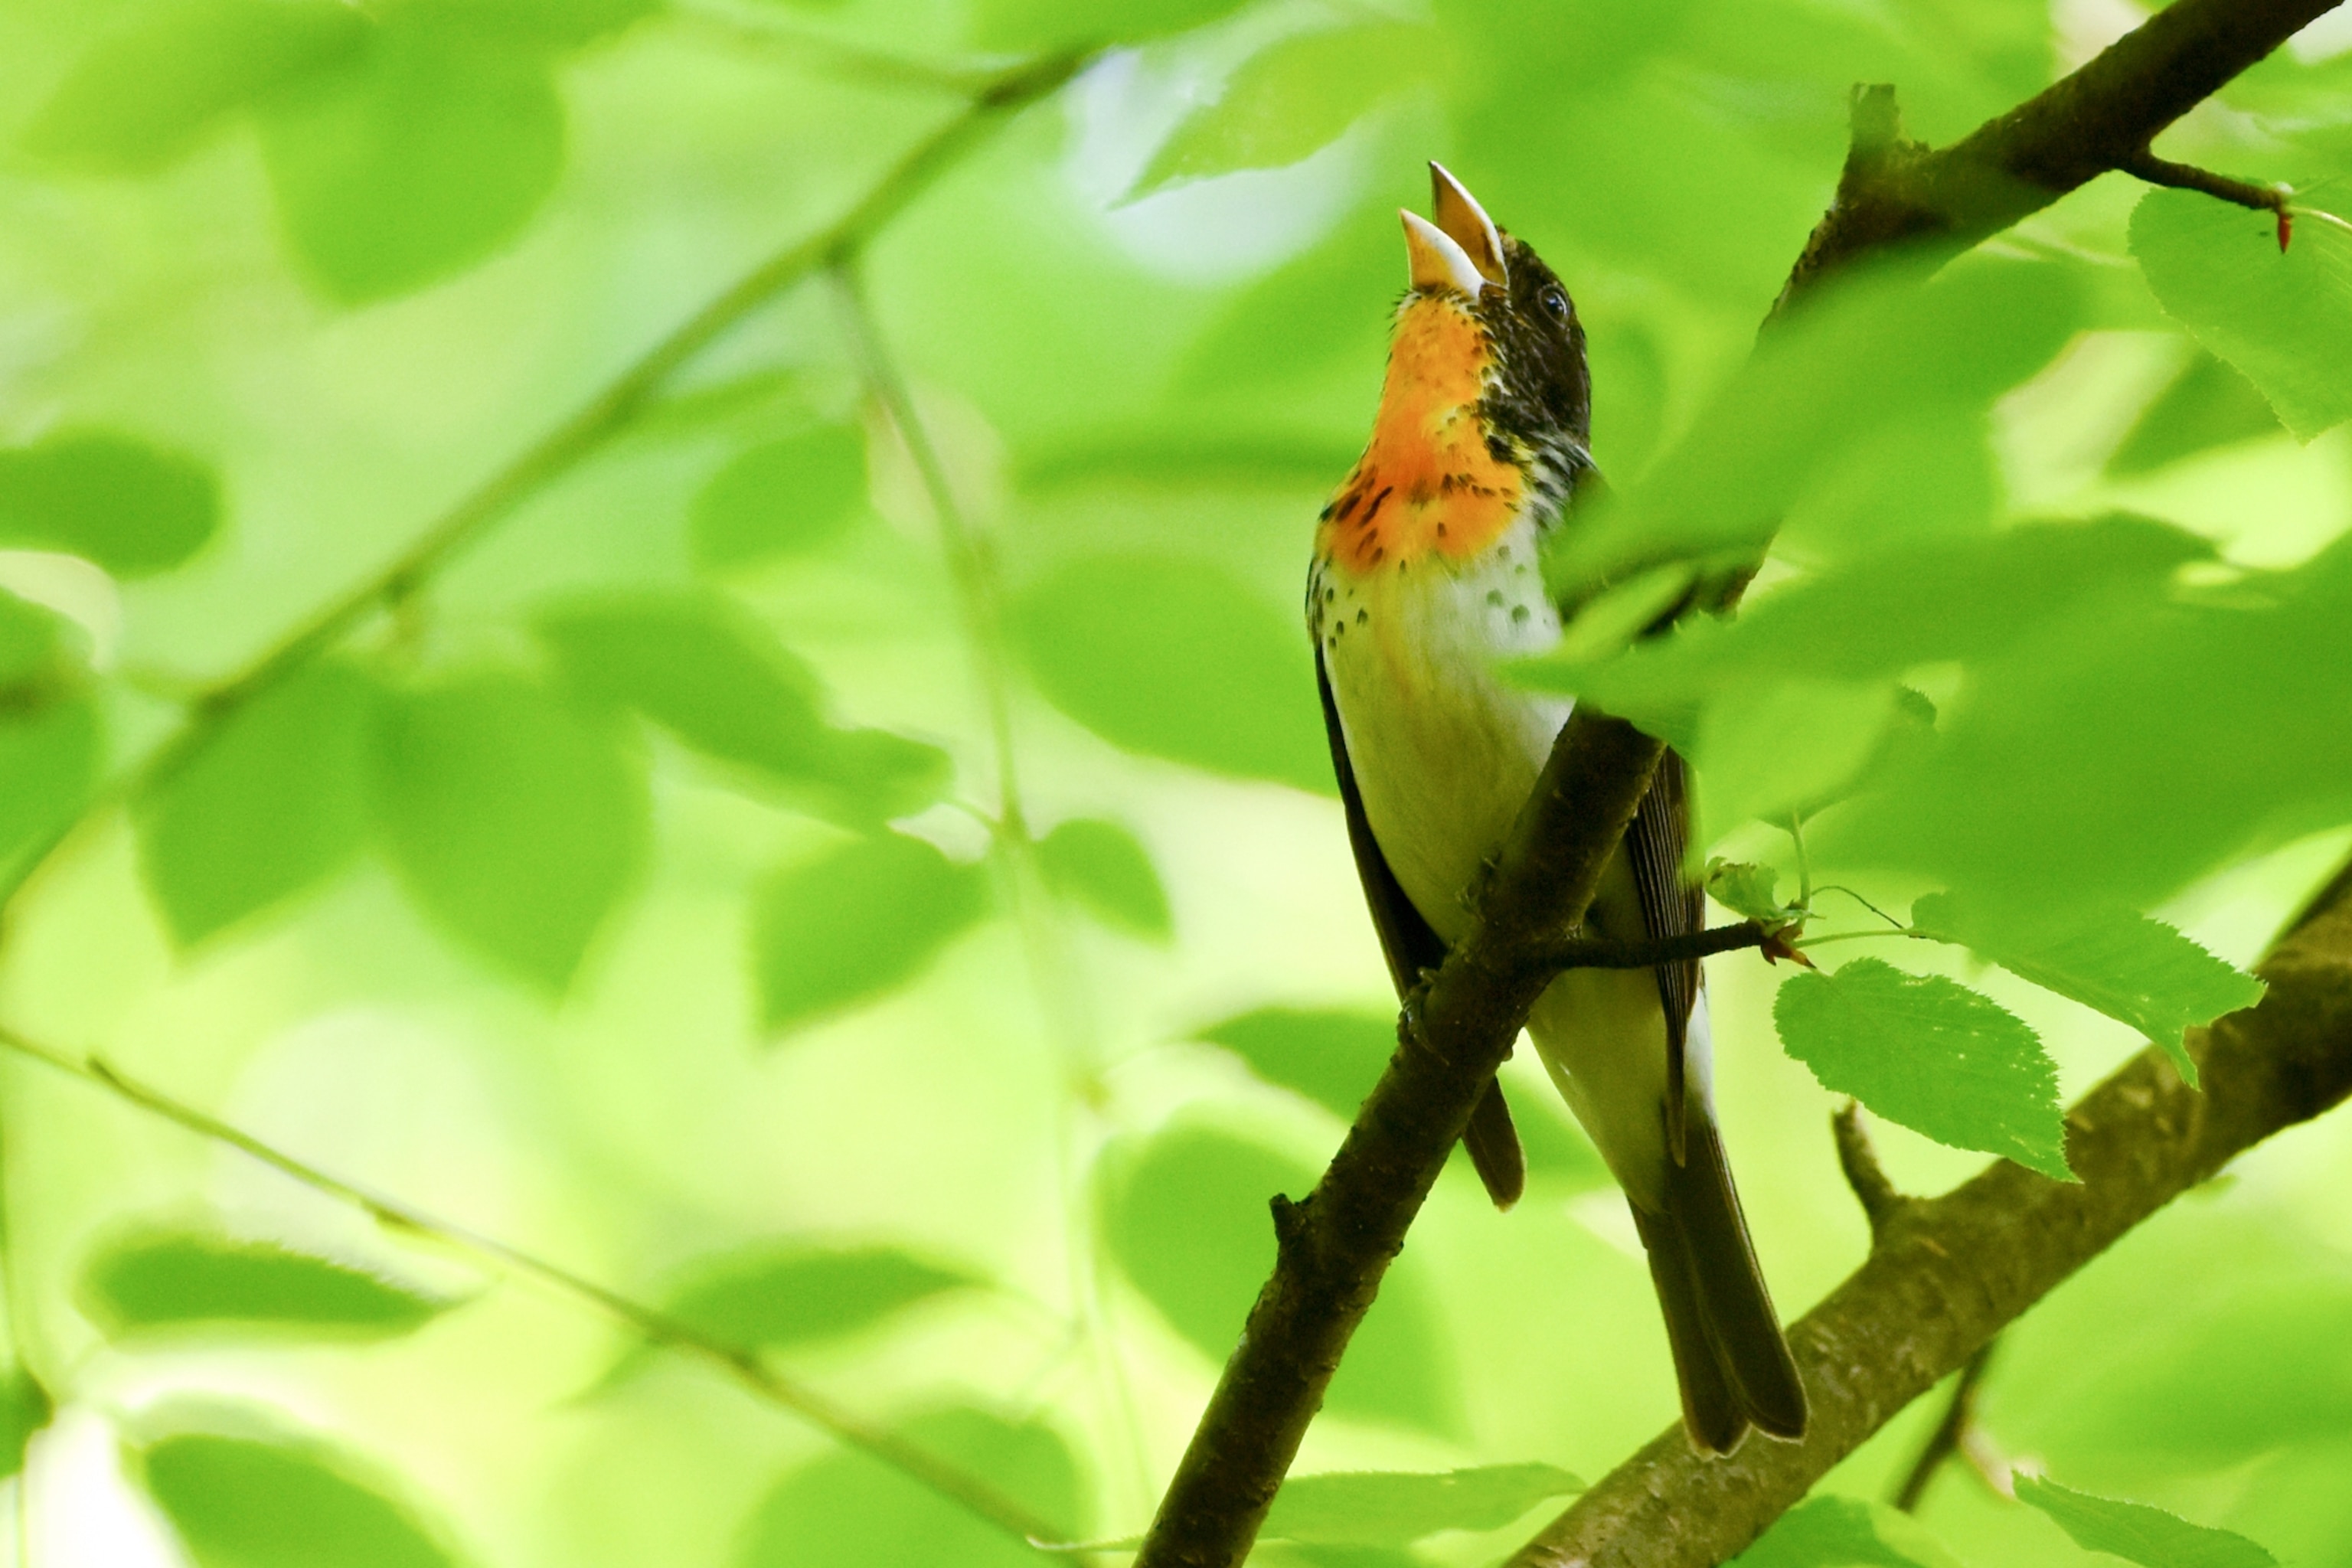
[1627,1110,1807,1453]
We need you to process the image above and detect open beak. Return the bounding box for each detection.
[1429,162,1507,286]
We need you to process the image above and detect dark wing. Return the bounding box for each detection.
[1623,747,1705,1166]
[1316,647,1524,1207]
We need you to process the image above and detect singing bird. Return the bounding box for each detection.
[1307,165,1807,1452]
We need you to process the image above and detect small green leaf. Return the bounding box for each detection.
[1196,1006,1389,1120]
[1774,958,2072,1180]
[0,430,220,577]
[369,671,648,993]
[1011,554,1330,795]
[2014,1475,2278,1568]
[2131,188,2352,439]
[661,1243,978,1353]
[1730,1494,1963,1567]
[80,1230,446,1339]
[751,834,990,1036]
[1910,894,2265,1087]
[256,14,565,302]
[690,429,869,570]
[135,1426,456,1568]
[0,1365,53,1483]
[537,591,948,825]
[0,589,86,686]
[1263,1464,1583,1547]
[0,697,101,884]
[137,660,374,946]
[1705,860,1795,925]
[1132,24,1436,198]
[1099,1120,1459,1435]
[1038,818,1171,940]
[2108,351,2282,475]
[22,0,367,175]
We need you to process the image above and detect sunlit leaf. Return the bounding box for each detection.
[1730,1494,1964,1567]
[1012,555,1330,795]
[138,660,375,946]
[690,428,870,571]
[134,1426,456,1568]
[0,1365,51,1483]
[1196,1006,1390,1120]
[970,0,1250,50]
[1099,1120,1459,1435]
[737,1405,1083,1568]
[537,591,948,826]
[2014,1475,2278,1568]
[2131,189,2352,439]
[256,12,565,302]
[22,0,366,175]
[1263,1464,1583,1547]
[0,697,100,884]
[369,671,649,992]
[1690,678,1896,841]
[2109,351,2283,475]
[1773,958,2071,1180]
[0,430,220,577]
[1705,861,1794,926]
[80,1230,447,1339]
[658,1243,979,1352]
[751,834,990,1035]
[1037,818,1171,939]
[1132,23,1435,198]
[1909,894,2265,1087]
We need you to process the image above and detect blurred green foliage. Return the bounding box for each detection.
[0,0,2348,1564]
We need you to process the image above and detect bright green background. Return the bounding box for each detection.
[2,1,2350,1565]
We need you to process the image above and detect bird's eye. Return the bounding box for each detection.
[1540,287,1570,321]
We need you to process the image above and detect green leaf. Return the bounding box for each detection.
[256,13,565,302]
[1037,818,1171,940]
[690,428,869,570]
[658,1243,979,1353]
[1195,1006,1390,1120]
[134,1426,456,1568]
[369,671,648,992]
[537,591,949,826]
[750,834,990,1035]
[2131,188,2352,439]
[0,697,101,885]
[1131,24,1436,198]
[2108,351,2283,475]
[1262,1464,1583,1547]
[0,1364,52,1483]
[137,660,375,946]
[970,0,1249,51]
[1730,1494,1963,1567]
[1909,895,2265,1088]
[1690,678,1897,841]
[2014,1475,2278,1568]
[1098,1120,1459,1435]
[0,430,220,577]
[737,1405,1083,1567]
[1011,555,1330,795]
[1773,958,2072,1180]
[1705,861,1794,926]
[0,589,87,686]
[415,0,656,49]
[22,0,367,175]
[80,1229,446,1339]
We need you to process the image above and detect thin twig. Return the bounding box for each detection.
[1892,1340,1998,1513]
[1832,1102,1908,1240]
[1527,923,1769,972]
[0,1024,1068,1549]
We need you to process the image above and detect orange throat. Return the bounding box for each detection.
[1319,296,1523,576]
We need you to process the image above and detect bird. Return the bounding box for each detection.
[1305,162,1807,1453]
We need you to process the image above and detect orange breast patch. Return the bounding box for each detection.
[1319,297,1522,576]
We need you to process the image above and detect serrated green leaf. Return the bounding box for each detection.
[1098,1119,1459,1435]
[1038,818,1171,939]
[1011,554,1330,795]
[737,1405,1083,1567]
[537,591,948,826]
[22,0,367,175]
[137,660,374,946]
[2131,188,2352,439]
[369,671,648,993]
[135,1426,456,1568]
[2014,1475,2278,1568]
[1132,24,1436,198]
[1910,894,2264,1087]
[1705,861,1792,925]
[1730,1494,1963,1567]
[256,13,564,302]
[2109,351,2283,475]
[1262,1464,1583,1547]
[0,1365,52,1483]
[662,1243,978,1353]
[1774,958,2071,1179]
[750,834,990,1036]
[0,430,220,577]
[0,696,100,884]
[80,1230,446,1339]
[690,428,870,570]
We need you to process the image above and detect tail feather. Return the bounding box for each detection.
[1632,1112,1807,1452]
[1462,1079,1526,1210]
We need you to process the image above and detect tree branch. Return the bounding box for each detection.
[1509,871,2352,1566]
[1891,1340,1998,1514]
[1831,1102,1909,1240]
